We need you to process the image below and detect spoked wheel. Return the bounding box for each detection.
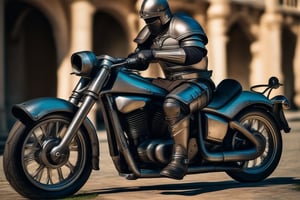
[3,115,93,199]
[226,109,282,182]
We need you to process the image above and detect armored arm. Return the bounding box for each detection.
[152,36,207,65]
[152,48,186,64]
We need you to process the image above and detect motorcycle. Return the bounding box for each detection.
[3,51,291,199]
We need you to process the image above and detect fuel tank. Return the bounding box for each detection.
[103,70,167,113]
[107,70,167,97]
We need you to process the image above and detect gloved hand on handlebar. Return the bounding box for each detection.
[136,50,154,62]
[126,50,154,70]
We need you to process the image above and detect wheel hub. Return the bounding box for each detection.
[40,139,70,168]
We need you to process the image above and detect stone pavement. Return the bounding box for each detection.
[0,111,299,200]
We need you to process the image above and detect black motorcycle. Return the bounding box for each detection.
[3,51,291,199]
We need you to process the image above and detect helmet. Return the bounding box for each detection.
[140,0,172,34]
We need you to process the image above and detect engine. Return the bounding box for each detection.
[120,104,173,165]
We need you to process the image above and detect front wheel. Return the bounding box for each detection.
[3,114,93,199]
[226,108,282,182]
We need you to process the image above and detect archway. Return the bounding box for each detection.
[5,2,57,126]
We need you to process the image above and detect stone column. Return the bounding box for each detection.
[70,1,94,52]
[207,0,230,84]
[0,0,7,142]
[259,0,283,95]
[249,22,265,87]
[59,0,96,122]
[249,39,263,86]
[57,0,95,98]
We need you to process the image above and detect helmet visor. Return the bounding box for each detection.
[144,17,160,24]
[145,17,163,35]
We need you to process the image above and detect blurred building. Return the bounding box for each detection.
[1,0,300,147]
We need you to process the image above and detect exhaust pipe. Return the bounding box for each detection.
[198,115,266,162]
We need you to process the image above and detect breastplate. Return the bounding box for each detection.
[151,32,180,50]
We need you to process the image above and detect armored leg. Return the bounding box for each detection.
[160,82,210,180]
[160,110,190,179]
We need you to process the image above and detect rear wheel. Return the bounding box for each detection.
[226,109,282,182]
[3,114,93,199]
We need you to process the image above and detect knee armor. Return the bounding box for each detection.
[163,98,183,125]
[166,82,210,114]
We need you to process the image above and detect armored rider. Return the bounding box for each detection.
[128,0,215,180]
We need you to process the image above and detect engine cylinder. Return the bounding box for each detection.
[123,110,149,145]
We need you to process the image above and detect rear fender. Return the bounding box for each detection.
[271,95,291,133]
[203,91,273,119]
[12,97,100,170]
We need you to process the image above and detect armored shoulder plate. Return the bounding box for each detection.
[134,25,151,45]
[169,13,208,44]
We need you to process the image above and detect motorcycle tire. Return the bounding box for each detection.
[225,108,282,182]
[3,114,93,199]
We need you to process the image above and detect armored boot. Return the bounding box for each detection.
[160,117,189,180]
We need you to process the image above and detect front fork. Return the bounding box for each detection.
[50,66,110,161]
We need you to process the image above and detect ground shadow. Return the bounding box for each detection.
[74,177,300,198]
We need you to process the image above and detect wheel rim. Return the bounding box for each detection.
[21,117,87,191]
[233,115,278,173]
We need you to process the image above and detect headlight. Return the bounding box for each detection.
[71,51,98,78]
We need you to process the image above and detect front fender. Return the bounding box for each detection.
[12,97,78,123]
[12,97,100,170]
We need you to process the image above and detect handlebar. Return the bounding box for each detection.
[71,51,141,77]
[109,57,139,69]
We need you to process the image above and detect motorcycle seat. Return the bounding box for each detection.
[207,79,242,110]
